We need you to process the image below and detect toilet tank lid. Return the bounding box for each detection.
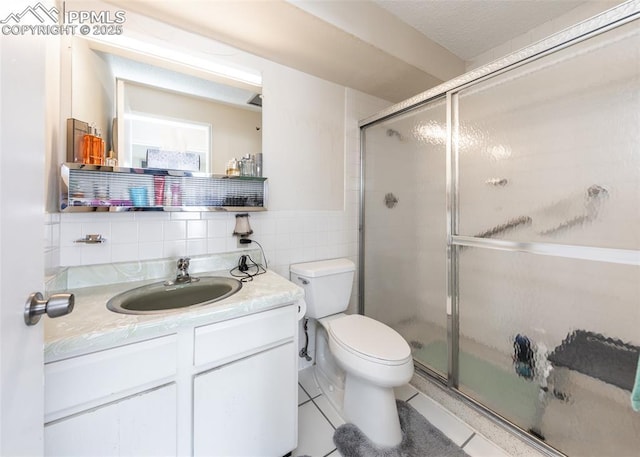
[290,258,355,277]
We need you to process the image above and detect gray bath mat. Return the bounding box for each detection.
[333,400,468,457]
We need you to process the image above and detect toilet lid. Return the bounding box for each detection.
[328,314,411,363]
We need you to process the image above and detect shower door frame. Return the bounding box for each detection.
[359,2,640,455]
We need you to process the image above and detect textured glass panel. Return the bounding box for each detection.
[362,98,448,375]
[458,247,640,456]
[456,20,640,250]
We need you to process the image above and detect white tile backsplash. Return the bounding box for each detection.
[163,220,187,240]
[58,207,359,268]
[138,221,164,241]
[187,220,207,239]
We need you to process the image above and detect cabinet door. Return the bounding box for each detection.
[193,342,297,457]
[45,384,177,457]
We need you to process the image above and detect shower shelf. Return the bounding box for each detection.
[60,163,268,212]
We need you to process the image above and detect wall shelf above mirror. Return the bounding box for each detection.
[60,163,267,212]
[68,36,262,176]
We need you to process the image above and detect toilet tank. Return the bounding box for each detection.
[290,258,355,319]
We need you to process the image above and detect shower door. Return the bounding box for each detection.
[361,98,449,378]
[452,19,640,456]
[361,10,640,457]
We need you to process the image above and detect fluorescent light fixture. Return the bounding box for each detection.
[84,34,262,88]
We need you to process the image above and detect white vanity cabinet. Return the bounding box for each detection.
[44,335,179,456]
[45,384,178,456]
[44,303,298,457]
[192,306,298,456]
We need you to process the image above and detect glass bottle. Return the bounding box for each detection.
[105,150,117,167]
[226,158,240,176]
[90,130,105,165]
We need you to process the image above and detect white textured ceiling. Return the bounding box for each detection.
[103,0,624,102]
[375,0,591,60]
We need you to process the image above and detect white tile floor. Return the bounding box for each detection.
[294,367,512,457]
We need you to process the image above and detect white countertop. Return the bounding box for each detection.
[44,269,304,363]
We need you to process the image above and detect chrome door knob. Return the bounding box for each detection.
[24,292,74,326]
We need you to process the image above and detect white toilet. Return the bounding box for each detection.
[290,258,414,447]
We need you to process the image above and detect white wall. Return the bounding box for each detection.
[71,37,114,147]
[262,63,346,211]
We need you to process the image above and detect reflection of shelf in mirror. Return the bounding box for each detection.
[60,163,267,213]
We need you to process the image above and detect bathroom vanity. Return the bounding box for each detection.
[44,260,303,457]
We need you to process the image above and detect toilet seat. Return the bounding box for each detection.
[328,314,411,366]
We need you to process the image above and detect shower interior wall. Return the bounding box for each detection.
[362,98,448,354]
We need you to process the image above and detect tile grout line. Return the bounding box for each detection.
[298,397,314,407]
[310,395,338,431]
[298,380,338,456]
[405,392,420,402]
[460,432,476,449]
[309,395,339,457]
[298,381,322,401]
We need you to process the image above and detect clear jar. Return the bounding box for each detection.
[226,158,240,176]
[240,154,255,176]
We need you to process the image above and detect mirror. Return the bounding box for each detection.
[70,37,262,175]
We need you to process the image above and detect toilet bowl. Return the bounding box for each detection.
[327,313,413,446]
[290,259,414,447]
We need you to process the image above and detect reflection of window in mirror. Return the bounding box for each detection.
[125,113,211,171]
[115,78,261,174]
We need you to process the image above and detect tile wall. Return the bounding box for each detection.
[54,209,357,280]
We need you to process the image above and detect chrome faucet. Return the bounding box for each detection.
[174,257,197,284]
[163,257,200,286]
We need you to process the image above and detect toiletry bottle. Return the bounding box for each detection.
[165,183,173,206]
[105,150,118,167]
[171,183,182,206]
[226,158,240,176]
[239,156,247,176]
[255,153,263,177]
[81,126,95,165]
[249,154,257,176]
[240,154,255,176]
[91,129,105,165]
[247,154,256,176]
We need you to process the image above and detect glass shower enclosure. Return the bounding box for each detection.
[360,6,640,456]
